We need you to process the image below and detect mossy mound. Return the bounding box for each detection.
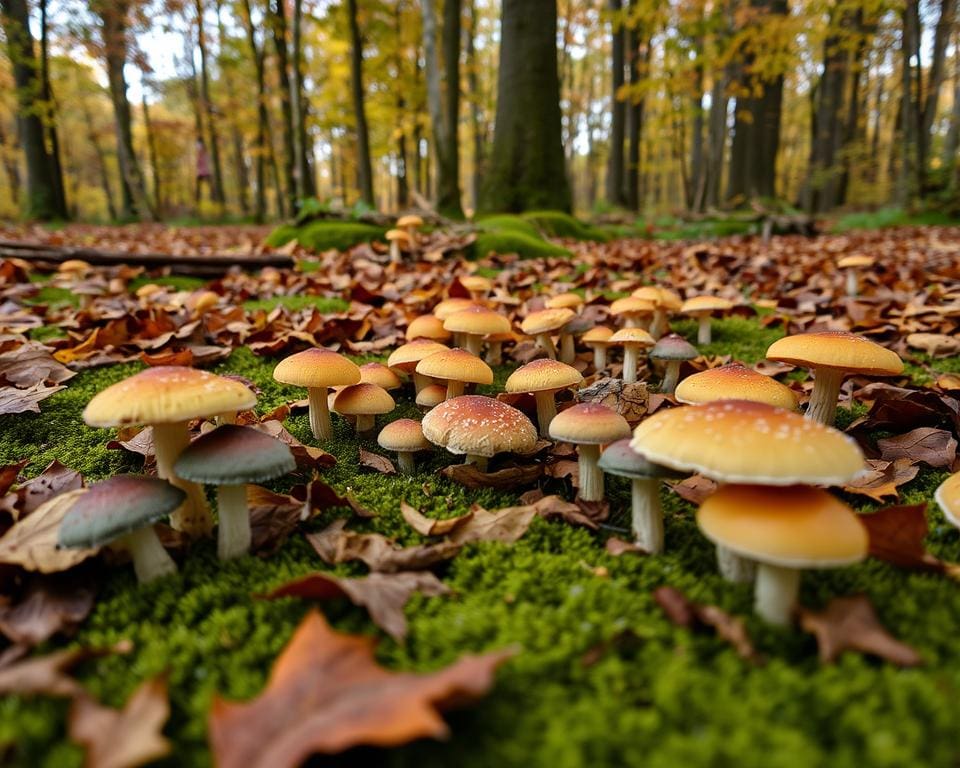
[241,295,350,313]
[520,210,610,242]
[265,221,386,252]
[476,214,544,239]
[472,230,572,260]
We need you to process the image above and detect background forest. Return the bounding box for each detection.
[1,0,959,224]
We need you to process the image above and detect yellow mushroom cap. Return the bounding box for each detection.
[630,400,865,485]
[766,331,904,376]
[388,339,450,373]
[674,364,798,410]
[459,275,493,293]
[935,471,960,528]
[273,348,362,389]
[378,418,431,452]
[609,327,656,347]
[416,384,447,408]
[609,296,656,317]
[415,348,493,385]
[505,359,583,394]
[442,306,511,336]
[421,395,537,457]
[359,362,403,390]
[59,259,92,274]
[698,484,868,569]
[386,229,411,243]
[549,402,631,445]
[521,308,576,335]
[397,214,424,229]
[582,326,614,345]
[433,298,478,320]
[332,383,395,416]
[405,315,452,342]
[546,293,585,310]
[837,255,875,268]
[83,367,257,427]
[681,295,734,314]
[633,286,682,311]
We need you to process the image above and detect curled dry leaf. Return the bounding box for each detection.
[291,478,375,518]
[0,639,132,698]
[842,459,919,502]
[209,611,515,768]
[860,503,960,577]
[0,572,97,646]
[307,518,462,572]
[0,489,99,573]
[669,475,717,505]
[605,537,648,557]
[440,462,543,490]
[247,485,308,556]
[359,447,396,475]
[400,501,473,536]
[653,586,761,663]
[0,380,67,415]
[4,459,83,519]
[253,420,336,469]
[876,427,957,469]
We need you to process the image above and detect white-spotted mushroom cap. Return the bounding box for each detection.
[421,395,537,457]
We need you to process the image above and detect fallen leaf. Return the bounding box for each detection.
[306,519,461,572]
[0,572,97,646]
[842,459,919,502]
[529,494,599,528]
[669,475,717,505]
[209,611,514,767]
[653,586,761,663]
[140,347,194,367]
[906,332,960,356]
[447,503,539,545]
[0,341,75,387]
[0,640,131,697]
[254,420,336,469]
[400,502,473,536]
[359,448,396,475]
[0,381,67,415]
[876,427,957,469]
[247,485,307,556]
[5,460,83,519]
[0,459,29,497]
[291,478,374,518]
[440,462,543,490]
[860,503,959,577]
[605,537,648,556]
[0,489,99,572]
[798,594,922,666]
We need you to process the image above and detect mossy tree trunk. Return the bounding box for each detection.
[606,0,626,208]
[347,0,374,206]
[480,0,571,213]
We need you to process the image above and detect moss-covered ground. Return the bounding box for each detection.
[1,316,959,767]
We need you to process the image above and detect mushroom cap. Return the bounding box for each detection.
[405,315,452,342]
[378,418,431,452]
[837,254,875,268]
[433,298,478,320]
[359,362,403,390]
[332,383,396,416]
[187,290,219,313]
[58,475,186,548]
[174,424,296,484]
[681,295,734,314]
[597,439,685,480]
[609,296,656,318]
[459,275,492,293]
[521,307,576,335]
[416,384,448,408]
[58,259,92,274]
[273,348,362,389]
[674,363,798,410]
[397,214,424,228]
[766,331,904,376]
[609,327,656,347]
[84,367,257,428]
[633,286,683,311]
[935,471,960,528]
[546,293,585,310]
[549,402,631,445]
[385,229,411,244]
[562,314,593,335]
[505,359,583,394]
[388,339,450,372]
[697,484,868,569]
[649,334,698,361]
[421,395,537,457]
[582,326,614,345]
[415,348,493,385]
[442,306,511,336]
[630,399,864,485]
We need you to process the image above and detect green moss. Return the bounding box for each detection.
[472,231,571,260]
[476,215,543,239]
[830,207,960,233]
[28,325,67,342]
[520,210,610,242]
[128,275,207,292]
[263,223,300,248]
[24,286,81,308]
[670,315,785,364]
[266,221,387,253]
[241,295,350,313]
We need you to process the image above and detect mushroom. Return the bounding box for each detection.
[674,363,797,410]
[649,334,698,394]
[549,403,631,502]
[608,327,655,383]
[598,439,684,553]
[332,383,396,434]
[837,254,875,297]
[634,286,682,339]
[698,484,868,626]
[378,418,431,473]
[546,292,585,313]
[385,229,411,263]
[58,258,92,279]
[442,305,511,357]
[459,275,493,301]
[521,308,575,360]
[582,326,614,371]
[273,347,361,441]
[610,296,655,329]
[359,362,403,391]
[174,425,296,560]
[558,314,592,365]
[433,298,480,346]
[388,339,449,393]
[631,400,865,583]
[83,366,257,537]
[484,330,518,365]
[415,347,493,399]
[680,295,733,345]
[416,383,447,411]
[934,470,960,530]
[186,290,220,316]
[766,331,904,425]
[505,359,583,437]
[58,475,184,583]
[421,395,537,471]
[397,214,423,254]
[406,314,452,343]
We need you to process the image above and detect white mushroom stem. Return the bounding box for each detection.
[405,228,418,254]
[661,361,682,394]
[805,366,845,425]
[307,386,334,441]
[445,379,466,399]
[152,422,212,537]
[650,309,668,339]
[486,342,503,365]
[696,313,713,345]
[754,562,801,626]
[355,414,376,433]
[533,391,558,438]
[622,345,640,383]
[463,334,483,357]
[465,454,488,471]
[389,240,402,263]
[119,526,177,583]
[217,484,251,560]
[413,371,431,393]
[631,477,663,554]
[559,333,576,364]
[591,344,608,371]
[396,451,416,474]
[845,268,859,297]
[716,545,756,583]
[578,444,604,502]
[535,333,558,359]
[453,331,465,347]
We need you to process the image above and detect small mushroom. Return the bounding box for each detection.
[406,314,452,343]
[415,347,493,399]
[359,362,403,391]
[484,330,518,365]
[174,425,296,560]
[546,292,585,313]
[58,475,184,583]
[388,339,449,393]
[610,296,655,329]
[273,347,361,441]
[549,403,631,502]
[558,314,592,365]
[505,359,583,437]
[378,418,431,473]
[608,327,655,383]
[582,326,614,371]
[416,383,448,411]
[674,363,797,410]
[698,484,868,626]
[397,214,423,254]
[680,295,733,345]
[837,254,875,297]
[443,305,511,357]
[649,334,698,394]
[459,275,493,301]
[633,286,682,339]
[385,229,411,263]
[332,383,396,434]
[434,299,480,346]
[521,308,575,359]
[935,470,960,530]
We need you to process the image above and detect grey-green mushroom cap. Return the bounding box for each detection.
[174,424,296,485]
[58,475,186,548]
[649,334,698,362]
[597,439,686,480]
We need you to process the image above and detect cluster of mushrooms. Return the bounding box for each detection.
[49,271,960,631]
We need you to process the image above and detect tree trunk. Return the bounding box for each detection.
[422,0,442,202]
[347,0,374,205]
[606,0,626,207]
[626,12,648,212]
[240,0,268,222]
[942,32,960,184]
[898,0,920,204]
[438,0,463,216]
[141,87,163,214]
[480,0,571,212]
[292,0,315,200]
[394,3,409,209]
[195,0,225,206]
[39,0,67,217]
[269,0,298,213]
[79,94,117,220]
[217,0,250,216]
[466,0,483,210]
[0,122,23,208]
[920,0,957,191]
[689,55,705,210]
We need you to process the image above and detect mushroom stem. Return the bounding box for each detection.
[445,379,466,399]
[533,391,558,438]
[845,268,858,297]
[535,333,558,359]
[486,341,503,366]
[465,454,488,472]
[591,345,607,371]
[716,545,756,583]
[390,240,402,263]
[355,414,376,434]
[630,477,663,553]
[650,309,668,339]
[697,314,712,345]
[153,422,212,537]
[578,444,604,502]
[622,345,640,383]
[396,451,416,474]
[307,386,334,441]
[119,526,177,583]
[217,411,238,426]
[217,483,251,560]
[754,562,801,626]
[623,316,640,328]
[413,372,431,394]
[661,361,681,394]
[464,334,483,357]
[805,366,845,425]
[559,333,576,364]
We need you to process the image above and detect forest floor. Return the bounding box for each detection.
[0,224,959,767]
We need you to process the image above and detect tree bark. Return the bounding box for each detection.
[466,0,483,210]
[626,10,648,212]
[689,52,705,210]
[0,122,23,208]
[480,0,571,212]
[393,3,409,209]
[422,0,442,202]
[942,32,960,184]
[38,0,67,217]
[438,0,463,216]
[898,0,920,204]
[240,0,268,221]
[195,0,225,206]
[347,0,374,205]
[79,94,117,220]
[216,0,250,216]
[141,86,163,214]
[919,0,957,191]
[292,0,315,200]
[269,0,298,213]
[606,0,626,207]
